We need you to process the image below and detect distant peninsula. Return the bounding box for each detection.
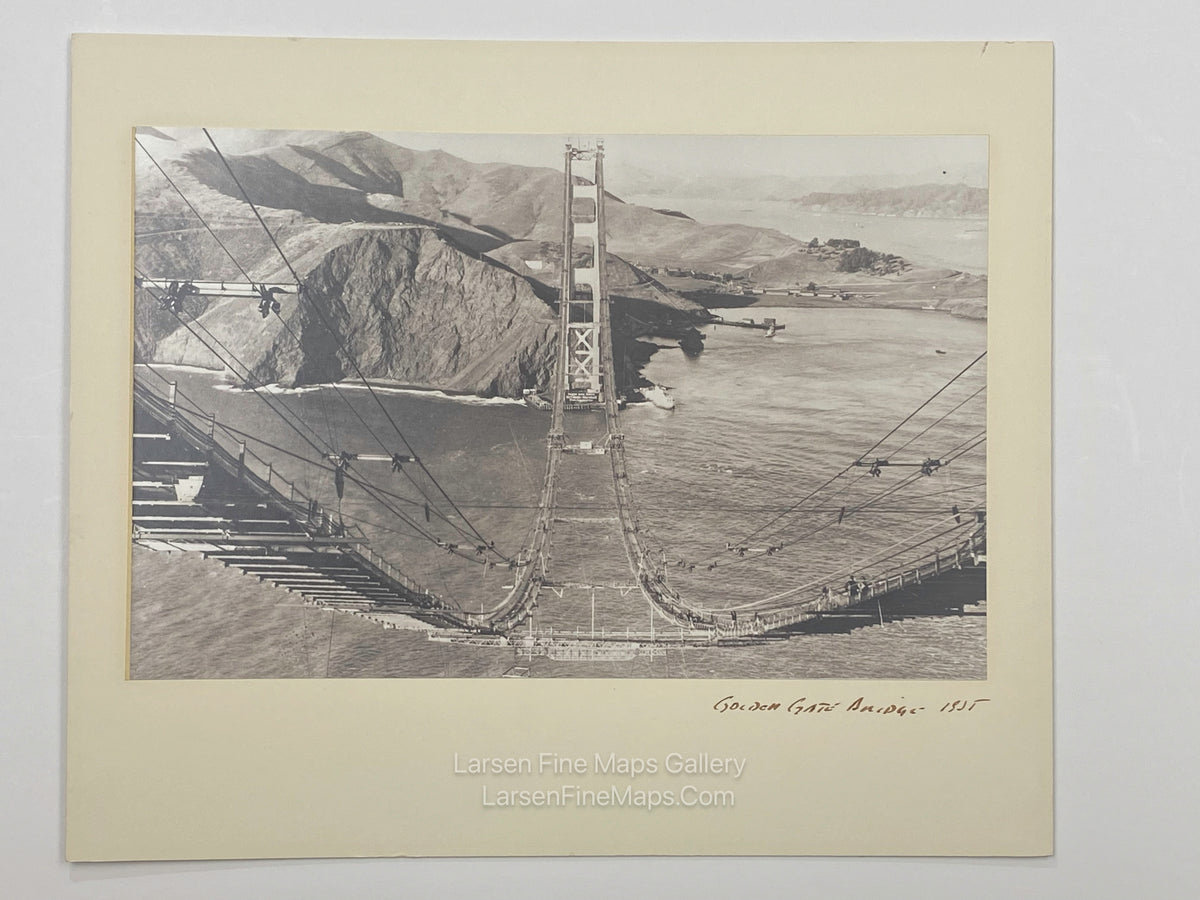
[795,184,988,219]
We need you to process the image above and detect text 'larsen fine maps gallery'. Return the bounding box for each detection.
[130,128,989,681]
[68,38,1051,860]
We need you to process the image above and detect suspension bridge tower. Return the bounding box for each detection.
[555,142,609,414]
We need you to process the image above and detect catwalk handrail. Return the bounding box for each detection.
[134,379,338,534]
[132,377,467,620]
[707,525,986,638]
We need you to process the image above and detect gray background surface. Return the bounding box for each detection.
[4,2,1195,897]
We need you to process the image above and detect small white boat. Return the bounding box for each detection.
[642,385,676,410]
[522,388,551,410]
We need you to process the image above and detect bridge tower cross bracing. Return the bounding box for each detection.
[558,142,609,411]
[487,139,703,635]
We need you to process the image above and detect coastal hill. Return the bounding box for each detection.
[741,244,987,319]
[142,132,806,269]
[606,164,988,204]
[794,184,988,219]
[147,229,560,397]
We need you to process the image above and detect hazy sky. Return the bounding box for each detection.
[377,132,988,184]
[139,127,987,186]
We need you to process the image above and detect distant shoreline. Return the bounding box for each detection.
[686,292,984,316]
[693,294,849,311]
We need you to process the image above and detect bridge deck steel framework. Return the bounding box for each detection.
[131,379,471,630]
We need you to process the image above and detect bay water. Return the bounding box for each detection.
[131,307,986,679]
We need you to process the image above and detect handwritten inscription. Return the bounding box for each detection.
[938,698,990,713]
[713,695,991,718]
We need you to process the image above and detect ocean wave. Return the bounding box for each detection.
[135,362,222,375]
[139,363,526,405]
[212,382,325,396]
[334,383,524,406]
[207,379,522,404]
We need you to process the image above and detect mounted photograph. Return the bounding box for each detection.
[129,128,988,679]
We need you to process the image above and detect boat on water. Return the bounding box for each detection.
[711,315,784,333]
[522,388,551,411]
[642,385,676,410]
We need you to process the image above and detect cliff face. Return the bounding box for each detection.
[146,229,560,397]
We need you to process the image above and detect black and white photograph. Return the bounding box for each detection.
[130,128,988,679]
